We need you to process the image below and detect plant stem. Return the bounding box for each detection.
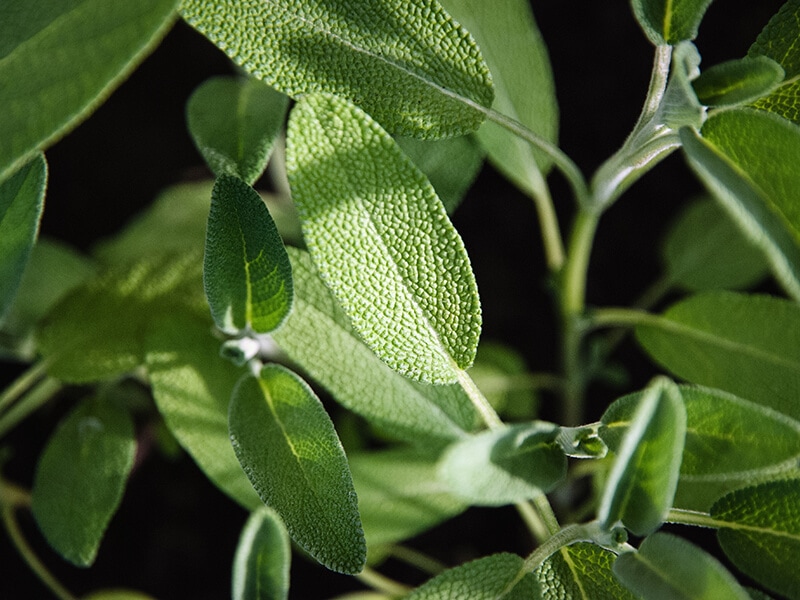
[0,360,49,414]
[388,545,447,576]
[666,508,719,529]
[521,523,590,572]
[0,377,62,439]
[516,501,552,545]
[530,186,566,272]
[588,307,661,331]
[356,566,411,598]
[456,369,503,429]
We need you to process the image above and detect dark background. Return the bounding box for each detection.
[1,1,786,598]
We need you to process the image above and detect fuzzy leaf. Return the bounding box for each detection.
[635,291,800,421]
[286,93,481,384]
[232,507,291,600]
[711,480,800,600]
[598,378,686,536]
[0,154,46,322]
[187,76,289,184]
[272,248,477,446]
[631,0,714,45]
[179,0,493,139]
[31,395,135,567]
[692,56,784,107]
[438,421,566,506]
[0,0,178,182]
[229,364,366,574]
[204,175,293,334]
[613,532,750,600]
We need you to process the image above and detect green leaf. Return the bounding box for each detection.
[348,448,466,548]
[145,313,261,510]
[31,395,136,567]
[438,421,566,506]
[439,0,558,197]
[681,109,800,299]
[469,342,538,421]
[635,291,800,421]
[661,197,769,291]
[405,553,539,600]
[598,378,686,536]
[272,248,478,446]
[533,542,638,600]
[0,154,46,322]
[204,175,293,334]
[229,364,366,574]
[631,0,714,45]
[711,480,800,600]
[179,0,494,139]
[286,93,481,384]
[187,76,289,185]
[232,507,291,600]
[613,532,750,600]
[0,0,178,182]
[82,591,156,600]
[692,56,784,107]
[661,42,706,130]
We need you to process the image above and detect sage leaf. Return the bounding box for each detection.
[439,0,558,197]
[145,313,261,510]
[405,553,539,600]
[661,197,768,292]
[83,592,156,600]
[179,0,494,139]
[711,480,800,600]
[187,76,289,184]
[631,0,714,45]
[533,542,637,600]
[272,248,478,446]
[232,507,291,600]
[229,364,366,574]
[681,110,800,299]
[349,448,466,548]
[204,175,293,335]
[598,378,686,536]
[438,421,566,506]
[613,532,750,600]
[692,56,784,107]
[286,94,481,384]
[31,395,135,567]
[0,0,178,182]
[635,291,800,421]
[0,154,46,322]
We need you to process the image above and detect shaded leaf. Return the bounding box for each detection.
[180,0,493,139]
[693,56,784,107]
[631,0,714,45]
[468,342,538,421]
[82,591,156,600]
[286,93,481,383]
[229,364,366,574]
[232,507,291,600]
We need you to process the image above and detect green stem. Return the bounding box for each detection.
[666,508,719,529]
[456,369,503,429]
[516,501,551,545]
[588,307,661,331]
[0,360,49,414]
[530,186,566,272]
[356,566,411,598]
[521,523,590,572]
[388,545,447,576]
[0,377,63,439]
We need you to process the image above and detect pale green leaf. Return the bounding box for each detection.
[631,0,714,45]
[349,448,466,548]
[533,542,637,600]
[187,76,289,184]
[711,480,800,600]
[204,175,293,334]
[179,0,494,139]
[662,197,769,291]
[82,591,156,600]
[229,364,366,574]
[405,553,539,600]
[439,0,558,197]
[661,42,706,130]
[681,110,800,299]
[598,378,686,536]
[145,313,261,510]
[31,395,136,567]
[692,56,784,107]
[0,0,178,182]
[272,248,478,446]
[635,291,800,420]
[0,154,46,321]
[438,421,566,506]
[286,93,481,384]
[613,532,750,600]
[232,507,291,600]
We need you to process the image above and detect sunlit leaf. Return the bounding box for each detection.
[631,0,714,45]
[232,507,291,600]
[692,56,784,107]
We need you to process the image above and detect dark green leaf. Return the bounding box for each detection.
[204,175,293,334]
[693,56,784,107]
[232,507,291,600]
[31,395,136,566]
[180,0,494,139]
[631,0,714,45]
[286,94,481,383]
[598,378,686,536]
[229,364,366,574]
[187,76,289,184]
[0,0,178,181]
[613,532,750,600]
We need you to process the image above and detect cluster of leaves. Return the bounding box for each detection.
[1,0,800,599]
